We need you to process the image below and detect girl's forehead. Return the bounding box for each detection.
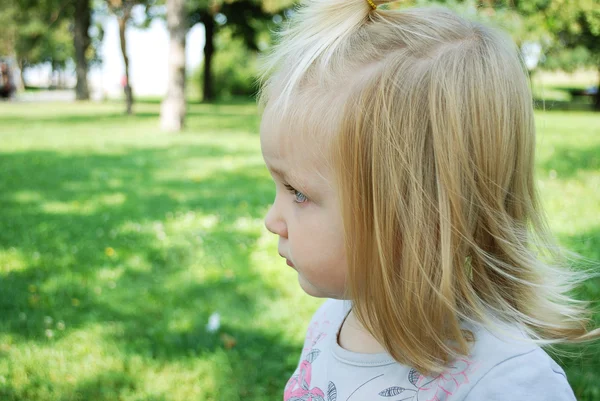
[260,98,334,165]
[261,121,328,175]
[260,106,336,188]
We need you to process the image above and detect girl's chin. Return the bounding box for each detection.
[297,275,334,299]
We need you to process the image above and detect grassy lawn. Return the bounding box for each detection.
[0,99,598,401]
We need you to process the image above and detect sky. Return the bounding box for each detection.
[24,9,205,98]
[93,13,205,97]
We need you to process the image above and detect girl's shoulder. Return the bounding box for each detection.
[305,300,576,401]
[459,321,575,400]
[461,346,574,401]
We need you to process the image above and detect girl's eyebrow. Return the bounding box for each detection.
[267,165,285,177]
[265,163,290,181]
[266,163,312,191]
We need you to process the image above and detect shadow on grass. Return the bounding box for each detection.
[0,143,301,399]
[0,108,260,133]
[60,371,145,401]
[533,84,597,112]
[534,98,596,112]
[133,96,257,106]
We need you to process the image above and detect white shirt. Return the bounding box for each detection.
[284,299,576,401]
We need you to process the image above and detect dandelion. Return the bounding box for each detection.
[29,295,39,306]
[105,247,115,257]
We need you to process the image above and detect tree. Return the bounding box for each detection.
[0,1,18,56]
[157,0,292,132]
[0,0,93,97]
[105,0,136,114]
[74,0,91,99]
[540,0,600,110]
[104,0,157,114]
[160,0,187,131]
[188,0,292,103]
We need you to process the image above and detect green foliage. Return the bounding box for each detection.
[542,46,594,72]
[0,99,598,400]
[535,0,600,73]
[194,27,260,99]
[0,2,18,55]
[0,0,74,69]
[186,0,289,101]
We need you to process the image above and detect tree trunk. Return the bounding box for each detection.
[595,65,600,112]
[160,0,187,132]
[74,0,91,100]
[118,11,133,114]
[17,59,26,90]
[201,14,215,103]
[49,64,55,88]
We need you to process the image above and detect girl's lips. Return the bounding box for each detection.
[279,253,294,267]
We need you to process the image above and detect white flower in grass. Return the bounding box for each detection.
[206,312,221,333]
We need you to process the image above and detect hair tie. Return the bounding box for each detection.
[366,0,377,10]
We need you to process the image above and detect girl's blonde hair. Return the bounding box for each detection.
[257,0,599,374]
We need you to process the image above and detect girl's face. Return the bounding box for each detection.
[260,125,347,299]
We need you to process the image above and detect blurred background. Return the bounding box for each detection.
[0,0,598,400]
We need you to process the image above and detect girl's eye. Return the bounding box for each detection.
[284,184,308,204]
[293,190,308,203]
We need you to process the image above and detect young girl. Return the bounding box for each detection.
[257,0,599,400]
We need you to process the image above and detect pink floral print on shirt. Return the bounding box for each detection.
[412,358,478,401]
[303,316,331,354]
[285,316,331,401]
[284,358,326,401]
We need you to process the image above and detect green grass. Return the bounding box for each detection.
[0,100,598,401]
[534,111,600,401]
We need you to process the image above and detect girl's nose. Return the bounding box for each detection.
[265,203,288,238]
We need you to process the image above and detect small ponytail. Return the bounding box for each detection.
[257,0,379,112]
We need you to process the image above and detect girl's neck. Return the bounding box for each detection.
[338,309,387,354]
